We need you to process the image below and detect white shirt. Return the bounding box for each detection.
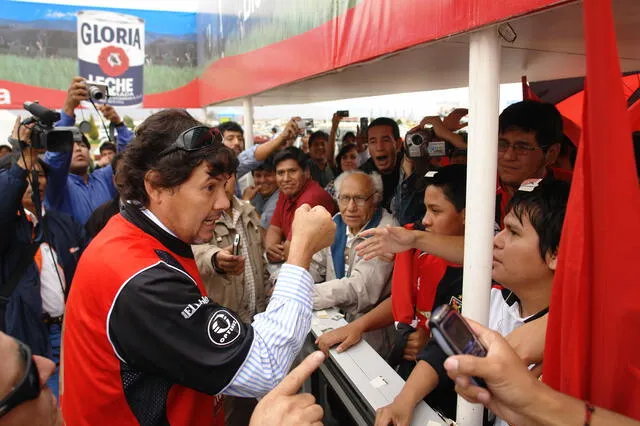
[24,209,66,317]
[489,286,547,426]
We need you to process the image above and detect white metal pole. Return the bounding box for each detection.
[457,25,500,426]
[243,97,255,148]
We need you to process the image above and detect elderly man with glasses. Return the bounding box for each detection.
[310,170,397,356]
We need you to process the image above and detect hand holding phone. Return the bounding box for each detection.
[359,117,368,137]
[429,304,488,388]
[232,234,241,256]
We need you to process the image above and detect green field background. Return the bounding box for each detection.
[0,54,201,93]
[217,0,362,59]
[1,0,362,93]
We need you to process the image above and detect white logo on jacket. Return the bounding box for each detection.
[181,296,210,319]
[207,310,241,346]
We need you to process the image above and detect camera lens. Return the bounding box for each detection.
[89,86,104,100]
[411,134,423,145]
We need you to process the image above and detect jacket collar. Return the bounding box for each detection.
[121,202,194,259]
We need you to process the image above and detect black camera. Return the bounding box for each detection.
[23,102,78,152]
[404,128,451,160]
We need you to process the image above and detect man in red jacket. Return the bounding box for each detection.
[61,109,336,426]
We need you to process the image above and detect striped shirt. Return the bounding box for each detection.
[221,263,313,396]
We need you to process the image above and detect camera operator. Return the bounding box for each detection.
[393,109,468,226]
[0,117,86,399]
[43,76,134,225]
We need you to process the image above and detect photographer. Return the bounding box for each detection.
[393,109,468,226]
[43,76,134,225]
[0,117,86,399]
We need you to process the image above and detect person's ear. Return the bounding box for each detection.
[545,249,558,271]
[544,143,561,167]
[144,170,167,205]
[460,208,466,226]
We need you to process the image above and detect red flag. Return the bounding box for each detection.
[543,0,640,419]
[523,75,582,145]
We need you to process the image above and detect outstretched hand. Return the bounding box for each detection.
[355,226,416,261]
[249,351,325,426]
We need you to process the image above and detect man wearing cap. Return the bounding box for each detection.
[61,109,336,425]
[43,76,134,225]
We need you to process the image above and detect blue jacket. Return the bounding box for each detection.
[44,111,134,225]
[0,164,87,357]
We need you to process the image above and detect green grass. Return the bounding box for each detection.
[0,55,77,89]
[210,0,363,60]
[0,54,200,93]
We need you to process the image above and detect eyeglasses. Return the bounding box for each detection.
[0,339,41,418]
[337,193,375,207]
[498,140,541,156]
[157,126,222,158]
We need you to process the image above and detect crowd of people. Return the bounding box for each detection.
[0,76,638,426]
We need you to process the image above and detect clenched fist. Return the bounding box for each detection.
[287,204,336,269]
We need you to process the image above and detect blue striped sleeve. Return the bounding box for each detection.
[220,263,313,397]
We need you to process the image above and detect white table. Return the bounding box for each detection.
[303,308,452,426]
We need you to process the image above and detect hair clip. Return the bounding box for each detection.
[518,178,543,192]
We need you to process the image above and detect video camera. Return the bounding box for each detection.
[404,128,452,160]
[23,102,80,152]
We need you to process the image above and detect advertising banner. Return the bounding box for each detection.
[0,0,565,110]
[0,0,198,108]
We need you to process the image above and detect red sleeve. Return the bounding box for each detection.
[414,255,447,330]
[391,224,419,326]
[391,249,418,326]
[269,193,284,228]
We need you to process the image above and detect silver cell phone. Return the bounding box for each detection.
[295,118,314,130]
[429,304,488,388]
[232,234,241,255]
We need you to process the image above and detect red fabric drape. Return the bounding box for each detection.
[543,0,640,419]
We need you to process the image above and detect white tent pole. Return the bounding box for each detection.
[456,25,500,426]
[243,97,255,148]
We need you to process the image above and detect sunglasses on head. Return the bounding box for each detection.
[157,126,222,158]
[0,339,41,418]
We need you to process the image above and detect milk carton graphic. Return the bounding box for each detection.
[77,10,145,107]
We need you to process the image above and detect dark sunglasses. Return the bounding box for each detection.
[0,339,41,418]
[157,126,222,158]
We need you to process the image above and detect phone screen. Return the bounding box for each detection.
[442,311,486,356]
[444,314,476,352]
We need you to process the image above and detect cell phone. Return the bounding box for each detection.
[359,117,368,136]
[296,118,314,131]
[232,234,241,256]
[428,304,488,388]
[337,110,349,117]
